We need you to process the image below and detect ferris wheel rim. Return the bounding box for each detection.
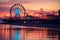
[10,3,26,17]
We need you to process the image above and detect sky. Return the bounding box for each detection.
[0,0,60,17]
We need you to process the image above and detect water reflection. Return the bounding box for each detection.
[14,31,21,40]
[0,24,60,40]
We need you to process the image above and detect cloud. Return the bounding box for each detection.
[0,0,10,3]
[0,0,60,4]
[7,0,60,3]
[0,7,9,11]
[0,0,60,11]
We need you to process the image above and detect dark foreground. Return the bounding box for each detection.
[1,19,60,29]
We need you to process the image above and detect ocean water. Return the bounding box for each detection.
[0,24,59,40]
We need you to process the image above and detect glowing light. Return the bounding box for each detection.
[14,31,21,40]
[15,8,20,16]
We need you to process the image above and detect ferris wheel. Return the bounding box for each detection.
[10,3,26,17]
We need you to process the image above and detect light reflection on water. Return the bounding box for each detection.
[0,24,59,40]
[14,31,21,40]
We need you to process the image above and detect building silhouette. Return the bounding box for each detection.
[59,10,60,17]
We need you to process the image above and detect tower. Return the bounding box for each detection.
[59,10,60,16]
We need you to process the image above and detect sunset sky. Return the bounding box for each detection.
[0,0,60,17]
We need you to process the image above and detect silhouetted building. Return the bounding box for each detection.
[59,10,60,16]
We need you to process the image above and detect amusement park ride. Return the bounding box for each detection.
[10,3,26,19]
[3,3,60,20]
[1,3,60,29]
